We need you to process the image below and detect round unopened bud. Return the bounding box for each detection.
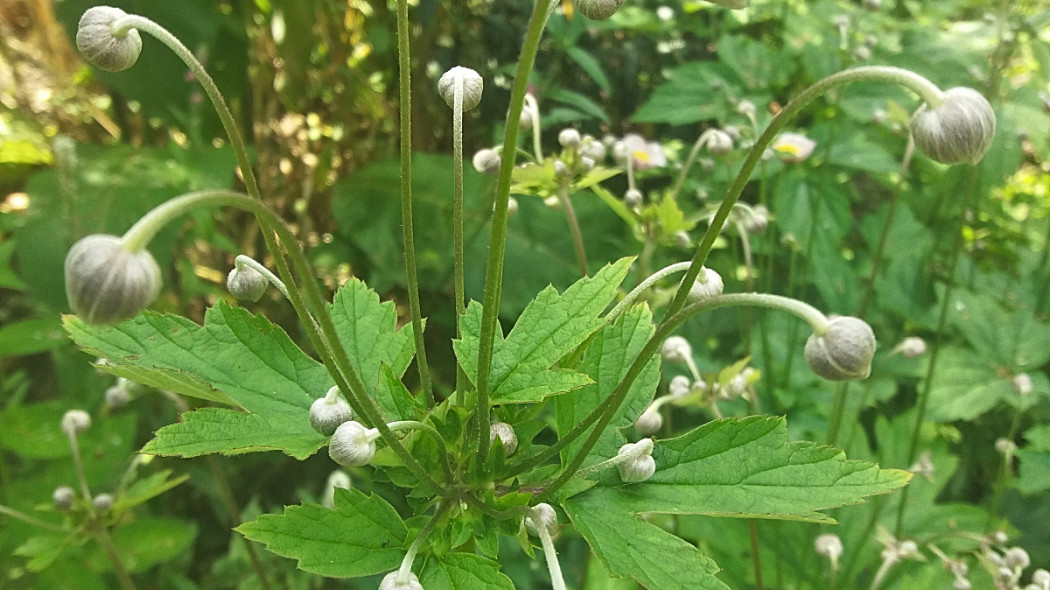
[624,188,643,208]
[853,46,872,61]
[898,540,918,558]
[804,316,876,381]
[661,336,693,363]
[544,195,562,209]
[379,571,423,590]
[65,234,162,325]
[438,66,483,111]
[708,130,734,156]
[1012,373,1033,396]
[581,140,606,162]
[634,405,663,435]
[577,0,628,20]
[995,438,1016,455]
[1032,569,1050,586]
[506,197,519,218]
[910,87,996,166]
[61,409,91,436]
[490,422,518,456]
[815,534,843,562]
[1005,547,1030,570]
[558,128,581,148]
[526,503,557,535]
[669,375,691,398]
[737,100,756,117]
[76,7,142,72]
[897,336,927,358]
[616,439,656,483]
[328,421,380,467]
[321,470,352,509]
[553,160,568,176]
[52,486,76,510]
[952,578,971,590]
[92,493,114,511]
[687,267,724,302]
[473,148,501,174]
[227,264,268,302]
[104,382,131,409]
[310,387,353,436]
[675,231,691,249]
[744,204,769,234]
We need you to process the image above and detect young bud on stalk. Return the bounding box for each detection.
[577,0,628,20]
[61,409,92,436]
[379,572,423,590]
[526,503,557,536]
[227,264,268,302]
[52,486,76,510]
[910,87,996,165]
[473,149,501,174]
[310,386,353,436]
[661,336,693,364]
[634,405,663,435]
[65,234,162,325]
[558,128,581,148]
[815,534,844,566]
[92,493,114,512]
[76,6,142,72]
[438,66,483,111]
[804,316,876,381]
[616,439,656,483]
[669,375,691,398]
[708,130,734,156]
[489,422,518,456]
[687,267,724,302]
[328,421,381,467]
[624,188,643,208]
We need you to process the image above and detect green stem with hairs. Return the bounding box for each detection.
[557,184,588,276]
[395,0,435,407]
[475,0,553,461]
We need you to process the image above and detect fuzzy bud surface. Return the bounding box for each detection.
[77,7,142,72]
[328,421,380,467]
[910,87,996,166]
[804,316,876,381]
[438,66,483,111]
[65,234,162,325]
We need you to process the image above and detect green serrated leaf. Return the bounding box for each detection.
[377,364,426,421]
[604,416,911,522]
[565,491,729,590]
[925,347,1045,423]
[65,303,329,458]
[419,552,516,590]
[237,488,407,578]
[455,258,633,403]
[556,305,660,473]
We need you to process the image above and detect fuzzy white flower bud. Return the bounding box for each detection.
[675,231,691,249]
[897,336,927,358]
[379,571,423,590]
[581,139,606,162]
[321,470,351,510]
[328,421,380,467]
[634,405,663,435]
[227,264,268,302]
[438,66,483,111]
[526,503,557,536]
[490,422,518,456]
[1012,373,1033,396]
[815,534,843,563]
[708,130,734,156]
[473,148,501,174]
[65,234,162,325]
[76,7,142,72]
[577,0,628,20]
[616,439,656,483]
[1005,547,1030,570]
[687,267,724,302]
[804,316,876,381]
[92,493,114,511]
[661,336,693,363]
[624,188,643,208]
[310,386,353,436]
[61,409,92,436]
[1032,569,1050,587]
[910,87,996,166]
[506,197,519,218]
[558,128,581,148]
[669,375,691,398]
[52,486,76,510]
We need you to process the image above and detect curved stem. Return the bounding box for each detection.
[528,515,566,590]
[557,185,588,276]
[396,0,434,407]
[670,129,716,200]
[0,504,67,533]
[607,261,691,322]
[525,94,543,162]
[476,0,553,462]
[397,501,449,583]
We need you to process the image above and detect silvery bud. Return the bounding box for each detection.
[616,439,656,483]
[490,422,518,456]
[61,409,92,436]
[661,336,692,363]
[52,486,76,510]
[581,139,606,161]
[1012,373,1033,396]
[526,503,557,536]
[687,267,724,302]
[473,148,501,174]
[669,375,691,398]
[379,571,423,590]
[310,386,353,436]
[65,234,162,325]
[92,493,114,511]
[321,470,351,509]
[437,66,483,111]
[328,421,380,467]
[506,197,519,218]
[815,534,843,563]
[910,87,996,165]
[104,381,131,409]
[896,336,927,358]
[558,128,581,148]
[577,0,628,20]
[634,405,663,435]
[76,7,142,72]
[227,264,268,302]
[675,231,691,249]
[708,130,734,156]
[1005,547,1030,569]
[624,188,643,208]
[804,316,876,381]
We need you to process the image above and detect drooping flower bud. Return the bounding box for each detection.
[577,0,628,20]
[227,264,268,302]
[379,571,423,590]
[687,267,724,302]
[328,421,380,467]
[708,130,734,156]
[668,375,691,398]
[76,6,142,72]
[624,188,643,208]
[616,439,656,483]
[310,386,353,436]
[437,66,483,111]
[489,422,518,456]
[910,87,996,166]
[526,503,557,536]
[473,149,501,174]
[65,234,162,325]
[634,405,663,435]
[321,470,351,510]
[104,379,131,409]
[895,336,927,358]
[52,486,76,510]
[804,316,876,381]
[1012,373,1033,396]
[506,197,519,218]
[660,336,693,364]
[558,128,581,148]
[61,409,92,437]
[815,534,843,565]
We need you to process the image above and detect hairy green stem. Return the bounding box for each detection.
[475,0,553,461]
[557,185,588,276]
[0,504,67,533]
[96,525,137,590]
[397,501,450,582]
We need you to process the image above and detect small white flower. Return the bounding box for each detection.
[772,132,817,163]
